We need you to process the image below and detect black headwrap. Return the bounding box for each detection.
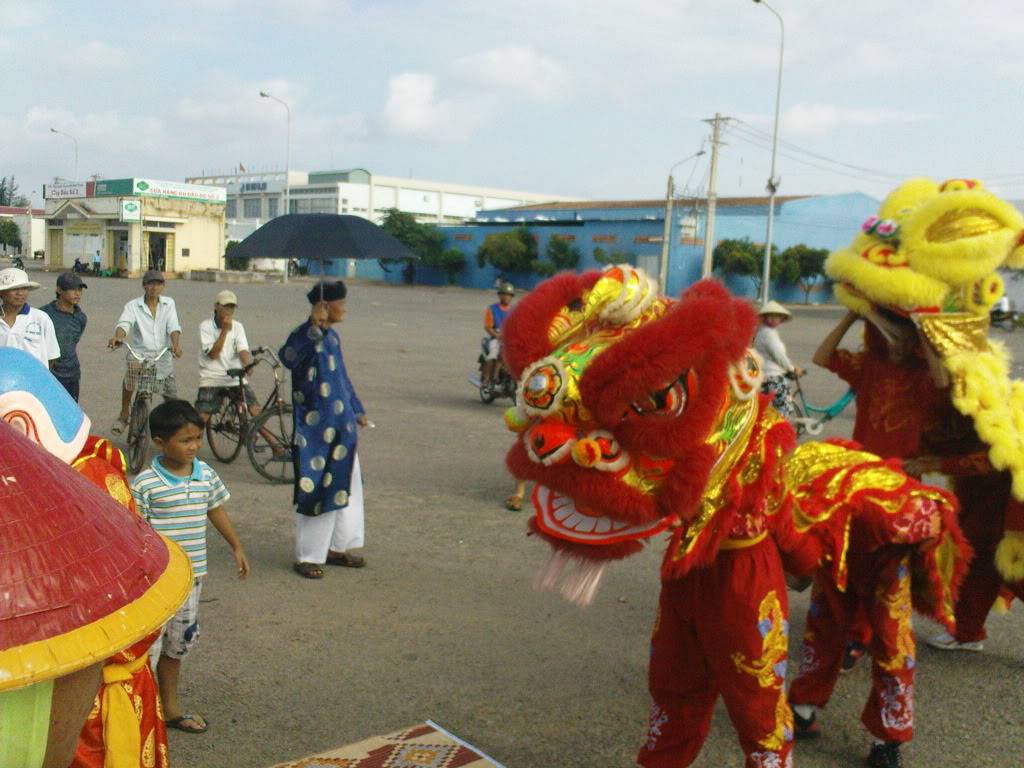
[307,280,347,304]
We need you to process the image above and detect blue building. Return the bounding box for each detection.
[347,192,879,303]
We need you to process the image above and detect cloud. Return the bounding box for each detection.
[781,104,932,137]
[451,45,570,102]
[70,40,128,71]
[0,0,49,27]
[380,72,492,143]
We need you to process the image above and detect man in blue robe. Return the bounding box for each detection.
[280,280,370,578]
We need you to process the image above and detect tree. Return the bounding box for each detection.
[0,219,21,253]
[780,244,831,303]
[712,238,802,297]
[592,246,637,266]
[544,236,582,271]
[0,176,29,208]
[224,239,246,270]
[378,208,466,282]
[477,227,537,273]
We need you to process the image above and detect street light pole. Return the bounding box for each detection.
[260,90,292,282]
[49,128,79,179]
[753,0,784,306]
[659,150,705,292]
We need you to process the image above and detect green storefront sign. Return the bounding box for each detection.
[94,178,226,204]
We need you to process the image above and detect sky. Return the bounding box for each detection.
[3,0,1024,207]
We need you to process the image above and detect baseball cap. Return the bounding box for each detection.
[142,269,165,284]
[216,289,238,306]
[56,272,88,291]
[0,268,41,292]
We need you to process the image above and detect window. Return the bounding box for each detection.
[225,200,237,218]
[679,215,698,239]
[268,197,279,218]
[243,198,261,218]
[181,248,190,258]
[289,198,337,214]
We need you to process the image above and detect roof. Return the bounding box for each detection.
[504,195,810,211]
[0,206,45,216]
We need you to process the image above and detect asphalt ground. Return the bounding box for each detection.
[16,263,1024,767]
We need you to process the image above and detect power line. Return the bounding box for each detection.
[729,119,913,180]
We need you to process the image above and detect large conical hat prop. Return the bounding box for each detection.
[0,420,192,691]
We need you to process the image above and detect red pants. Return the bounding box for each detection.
[788,552,915,743]
[639,540,793,768]
[951,476,1024,641]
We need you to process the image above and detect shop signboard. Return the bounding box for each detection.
[120,199,141,222]
[94,179,135,197]
[43,181,88,199]
[132,178,227,203]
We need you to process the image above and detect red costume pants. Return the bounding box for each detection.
[950,476,1024,642]
[788,551,915,743]
[638,539,793,768]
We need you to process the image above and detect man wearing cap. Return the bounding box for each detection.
[107,270,183,434]
[481,281,515,391]
[195,290,260,421]
[753,300,803,417]
[0,266,60,368]
[41,272,89,401]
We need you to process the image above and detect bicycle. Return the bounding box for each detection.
[787,373,855,437]
[204,346,294,483]
[121,344,171,474]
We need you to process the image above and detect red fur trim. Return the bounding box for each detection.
[506,441,661,525]
[527,517,645,561]
[501,271,602,377]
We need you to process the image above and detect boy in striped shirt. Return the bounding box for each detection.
[131,400,250,735]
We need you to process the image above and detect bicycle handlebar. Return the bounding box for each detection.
[121,343,170,363]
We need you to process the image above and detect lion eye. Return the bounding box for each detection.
[628,370,695,418]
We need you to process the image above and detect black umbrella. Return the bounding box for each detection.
[230,214,419,267]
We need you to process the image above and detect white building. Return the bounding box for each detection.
[0,206,46,258]
[185,168,578,241]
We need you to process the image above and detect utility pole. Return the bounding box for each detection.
[700,113,727,279]
[659,150,705,292]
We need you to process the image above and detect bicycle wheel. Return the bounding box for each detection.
[247,404,295,484]
[126,397,150,474]
[206,396,246,463]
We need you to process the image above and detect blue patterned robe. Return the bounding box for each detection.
[280,320,364,516]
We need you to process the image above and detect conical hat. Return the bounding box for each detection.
[758,300,792,318]
[0,421,192,691]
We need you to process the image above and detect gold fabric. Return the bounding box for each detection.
[914,312,989,356]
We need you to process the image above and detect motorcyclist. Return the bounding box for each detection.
[482,282,515,392]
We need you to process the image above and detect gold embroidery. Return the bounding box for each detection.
[877,558,915,673]
[731,590,790,750]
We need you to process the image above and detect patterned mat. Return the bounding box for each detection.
[269,721,505,768]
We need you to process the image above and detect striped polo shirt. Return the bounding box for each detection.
[131,457,230,577]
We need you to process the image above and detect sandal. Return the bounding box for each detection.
[111,417,128,436]
[293,561,324,579]
[166,713,208,734]
[505,494,523,511]
[325,551,365,568]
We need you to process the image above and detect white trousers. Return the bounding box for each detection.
[294,454,365,564]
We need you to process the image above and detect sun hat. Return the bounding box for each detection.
[758,300,792,319]
[216,289,238,306]
[0,267,40,292]
[56,272,88,291]
[141,269,165,284]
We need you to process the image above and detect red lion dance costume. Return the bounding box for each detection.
[501,267,967,767]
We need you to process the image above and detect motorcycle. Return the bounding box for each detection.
[73,257,88,274]
[468,338,517,404]
[11,256,24,270]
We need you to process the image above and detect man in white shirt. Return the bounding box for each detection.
[195,290,260,422]
[0,267,60,368]
[107,269,183,434]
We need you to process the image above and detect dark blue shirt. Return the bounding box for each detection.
[40,300,87,381]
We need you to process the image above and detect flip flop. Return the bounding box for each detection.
[293,561,324,579]
[505,494,523,511]
[166,714,208,734]
[111,418,128,436]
